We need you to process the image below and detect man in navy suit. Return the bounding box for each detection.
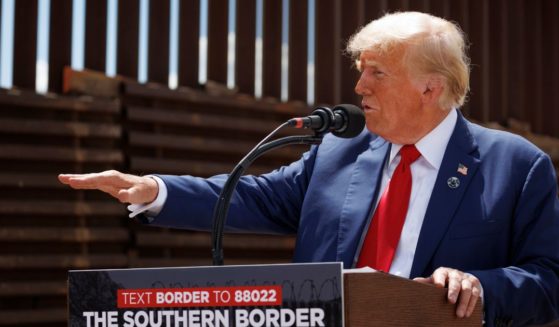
[60,12,559,326]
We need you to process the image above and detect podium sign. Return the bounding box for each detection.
[68,263,343,327]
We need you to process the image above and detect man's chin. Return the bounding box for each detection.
[365,123,383,137]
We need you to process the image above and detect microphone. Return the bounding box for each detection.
[288,104,365,138]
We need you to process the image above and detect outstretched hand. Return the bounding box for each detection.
[414,267,482,318]
[58,170,159,204]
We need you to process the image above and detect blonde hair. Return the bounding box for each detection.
[347,12,470,109]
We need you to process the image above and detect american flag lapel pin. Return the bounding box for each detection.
[457,163,468,176]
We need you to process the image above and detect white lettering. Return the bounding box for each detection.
[148,311,162,327]
[215,310,229,327]
[122,311,134,327]
[156,291,210,304]
[310,308,325,326]
[296,308,309,327]
[281,309,295,326]
[82,311,118,327]
[135,311,149,327]
[189,309,201,327]
[107,311,118,327]
[83,312,94,327]
[266,309,280,327]
[236,309,249,327]
[175,310,188,326]
[249,309,265,327]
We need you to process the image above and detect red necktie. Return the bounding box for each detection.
[357,144,421,271]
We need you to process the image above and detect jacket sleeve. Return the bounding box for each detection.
[141,145,319,235]
[468,153,559,326]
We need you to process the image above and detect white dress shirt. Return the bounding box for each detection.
[382,109,457,278]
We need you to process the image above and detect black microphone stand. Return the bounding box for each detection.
[211,123,323,266]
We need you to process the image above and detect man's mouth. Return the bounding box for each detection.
[361,102,377,112]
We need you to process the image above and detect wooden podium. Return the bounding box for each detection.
[68,264,483,326]
[344,271,482,326]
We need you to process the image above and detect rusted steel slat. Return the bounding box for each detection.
[0,90,120,113]
[122,80,307,116]
[488,0,506,123]
[178,0,201,87]
[136,231,295,250]
[128,131,301,161]
[505,0,524,122]
[340,0,362,106]
[466,0,488,121]
[130,157,236,175]
[0,118,121,138]
[13,0,38,90]
[427,0,449,19]
[85,0,107,71]
[363,0,384,22]
[386,0,409,12]
[148,0,171,84]
[314,0,339,105]
[262,0,282,98]
[524,1,543,133]
[117,0,140,79]
[130,157,275,176]
[48,0,72,93]
[63,67,122,97]
[541,0,559,138]
[0,227,129,242]
[287,0,307,102]
[0,281,67,296]
[0,145,123,164]
[0,309,66,325]
[127,105,279,133]
[0,255,128,269]
[130,257,290,268]
[0,173,64,188]
[0,200,125,216]
[207,0,228,84]
[235,0,256,95]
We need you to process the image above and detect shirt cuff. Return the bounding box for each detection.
[126,175,168,218]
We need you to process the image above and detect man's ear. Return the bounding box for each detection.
[421,75,445,106]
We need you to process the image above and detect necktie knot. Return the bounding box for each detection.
[400,145,420,164]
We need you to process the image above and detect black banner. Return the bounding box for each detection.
[68,263,343,327]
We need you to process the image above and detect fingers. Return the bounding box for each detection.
[466,281,481,317]
[415,267,481,319]
[431,267,449,288]
[412,276,432,284]
[58,170,158,204]
[447,269,462,304]
[58,170,129,189]
[455,278,472,317]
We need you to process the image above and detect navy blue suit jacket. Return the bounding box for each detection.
[146,113,559,326]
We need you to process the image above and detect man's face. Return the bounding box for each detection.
[354,47,427,144]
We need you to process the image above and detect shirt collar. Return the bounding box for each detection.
[389,108,458,170]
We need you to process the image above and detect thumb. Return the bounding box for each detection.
[117,189,133,203]
[117,185,155,204]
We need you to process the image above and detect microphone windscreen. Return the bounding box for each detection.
[332,104,365,138]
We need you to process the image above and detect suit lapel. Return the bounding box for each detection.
[410,114,480,278]
[336,136,390,267]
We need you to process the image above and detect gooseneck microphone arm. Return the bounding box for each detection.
[211,122,323,266]
[211,104,364,265]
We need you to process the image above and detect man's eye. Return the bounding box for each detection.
[374,70,385,76]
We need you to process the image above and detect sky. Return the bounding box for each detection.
[0,0,316,104]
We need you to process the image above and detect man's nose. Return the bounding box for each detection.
[355,73,372,96]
